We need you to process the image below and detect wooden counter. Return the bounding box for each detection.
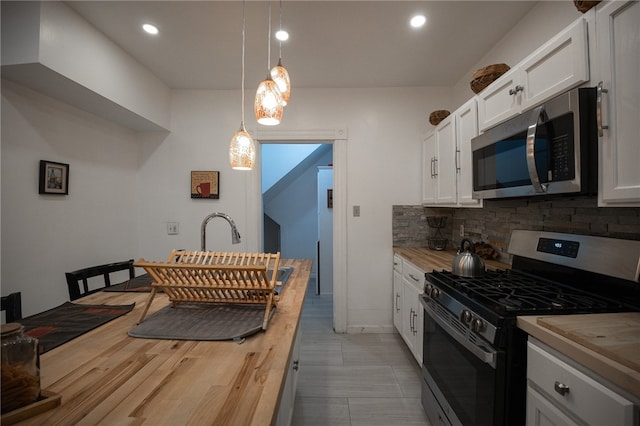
[16,258,312,425]
[393,247,510,272]
[518,314,640,400]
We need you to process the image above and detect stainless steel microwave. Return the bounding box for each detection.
[471,87,597,200]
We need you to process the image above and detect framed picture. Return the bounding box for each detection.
[191,171,220,199]
[39,160,69,195]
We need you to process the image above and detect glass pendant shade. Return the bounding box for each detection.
[270,59,291,106]
[229,124,256,170]
[255,76,283,125]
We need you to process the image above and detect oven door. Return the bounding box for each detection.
[421,298,504,426]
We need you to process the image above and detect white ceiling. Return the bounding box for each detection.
[66,1,537,90]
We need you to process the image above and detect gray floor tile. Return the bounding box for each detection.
[294,279,430,425]
[349,397,430,426]
[291,397,351,426]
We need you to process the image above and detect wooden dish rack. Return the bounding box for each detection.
[134,250,281,330]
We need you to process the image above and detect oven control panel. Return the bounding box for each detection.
[537,238,579,258]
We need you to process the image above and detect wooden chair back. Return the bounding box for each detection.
[65,260,135,301]
[1,292,23,323]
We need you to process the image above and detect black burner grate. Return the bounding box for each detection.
[429,269,626,320]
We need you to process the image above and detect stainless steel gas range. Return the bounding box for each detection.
[420,230,640,426]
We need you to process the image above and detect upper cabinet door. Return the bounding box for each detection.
[434,115,457,205]
[456,99,482,207]
[519,18,589,112]
[478,17,589,132]
[476,67,520,132]
[422,132,437,205]
[597,0,640,206]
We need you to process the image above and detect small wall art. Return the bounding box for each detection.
[39,160,69,195]
[191,171,220,199]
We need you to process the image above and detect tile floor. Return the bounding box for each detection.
[292,282,431,426]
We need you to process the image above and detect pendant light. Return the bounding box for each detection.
[255,1,283,126]
[229,0,256,170]
[270,0,291,106]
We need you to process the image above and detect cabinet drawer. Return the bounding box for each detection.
[527,340,636,426]
[403,261,424,291]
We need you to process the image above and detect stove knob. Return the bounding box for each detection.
[460,310,472,324]
[471,318,484,333]
[425,284,433,296]
[431,288,441,299]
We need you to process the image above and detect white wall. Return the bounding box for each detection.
[1,80,140,316]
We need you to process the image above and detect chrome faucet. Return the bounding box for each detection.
[201,212,241,251]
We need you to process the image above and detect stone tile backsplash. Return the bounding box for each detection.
[393,196,640,263]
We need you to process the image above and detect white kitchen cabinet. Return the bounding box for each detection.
[392,255,402,332]
[595,0,640,206]
[422,131,437,205]
[394,257,424,365]
[455,98,482,207]
[526,339,637,426]
[478,18,589,132]
[392,255,424,365]
[433,114,457,205]
[277,325,301,426]
[422,99,481,208]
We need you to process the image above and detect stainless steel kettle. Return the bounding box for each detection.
[452,238,485,277]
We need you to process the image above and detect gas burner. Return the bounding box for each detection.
[498,297,523,310]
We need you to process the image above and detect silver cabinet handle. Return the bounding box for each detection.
[408,273,420,283]
[433,157,438,177]
[412,310,418,335]
[597,81,609,137]
[525,105,548,194]
[554,381,570,396]
[430,157,435,178]
[293,360,299,371]
[509,85,524,96]
[455,148,461,172]
[395,293,400,312]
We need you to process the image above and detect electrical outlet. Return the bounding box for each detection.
[460,224,464,237]
[167,222,179,235]
[353,205,360,217]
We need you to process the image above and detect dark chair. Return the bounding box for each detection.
[1,292,23,323]
[65,260,135,301]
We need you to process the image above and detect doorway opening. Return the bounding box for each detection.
[251,128,347,333]
[261,143,333,301]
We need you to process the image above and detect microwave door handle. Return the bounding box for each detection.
[526,105,548,193]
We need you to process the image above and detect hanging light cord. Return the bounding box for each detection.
[267,1,272,72]
[241,0,246,128]
[278,0,283,60]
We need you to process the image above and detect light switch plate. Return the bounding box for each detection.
[353,205,360,217]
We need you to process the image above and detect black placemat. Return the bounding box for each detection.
[21,302,135,354]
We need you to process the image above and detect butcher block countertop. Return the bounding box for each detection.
[518,313,640,399]
[15,258,312,425]
[393,247,510,272]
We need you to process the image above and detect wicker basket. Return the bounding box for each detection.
[426,216,447,228]
[573,0,601,13]
[428,238,448,251]
[429,110,450,126]
[470,63,510,94]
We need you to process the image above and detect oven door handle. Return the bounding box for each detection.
[525,105,548,194]
[422,299,497,369]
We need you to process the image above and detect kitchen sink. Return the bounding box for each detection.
[269,266,294,295]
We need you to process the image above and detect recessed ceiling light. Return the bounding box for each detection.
[410,14,426,28]
[275,30,289,41]
[142,23,159,35]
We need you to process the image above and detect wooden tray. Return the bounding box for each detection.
[1,390,61,425]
